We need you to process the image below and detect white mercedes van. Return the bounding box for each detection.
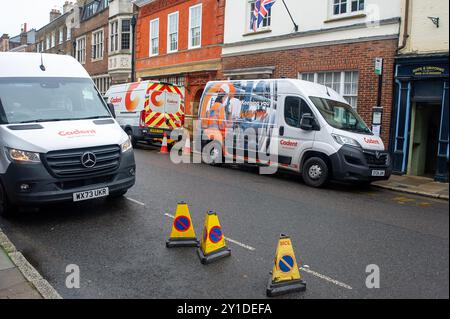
[0,53,136,217]
[198,79,392,187]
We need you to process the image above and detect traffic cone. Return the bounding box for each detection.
[197,211,231,264]
[183,134,191,156]
[266,234,306,297]
[159,132,169,154]
[166,202,199,248]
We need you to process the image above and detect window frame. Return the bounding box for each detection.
[91,28,104,61]
[149,18,160,57]
[110,20,119,52]
[76,36,86,65]
[121,19,131,51]
[248,0,272,33]
[331,0,365,17]
[188,4,202,50]
[284,96,315,129]
[167,11,179,54]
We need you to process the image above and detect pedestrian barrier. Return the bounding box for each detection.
[197,211,231,265]
[266,234,306,297]
[166,202,200,248]
[159,132,169,154]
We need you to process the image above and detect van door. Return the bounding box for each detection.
[164,88,183,130]
[275,95,316,169]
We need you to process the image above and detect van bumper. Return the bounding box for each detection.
[0,151,136,206]
[329,145,392,183]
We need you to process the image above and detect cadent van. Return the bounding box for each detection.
[0,53,136,217]
[198,79,392,188]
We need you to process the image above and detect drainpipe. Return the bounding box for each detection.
[397,0,410,53]
[131,14,137,83]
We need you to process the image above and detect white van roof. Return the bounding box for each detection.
[0,52,91,79]
[206,79,348,104]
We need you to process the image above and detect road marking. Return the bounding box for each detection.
[164,213,256,251]
[300,267,353,290]
[125,197,146,206]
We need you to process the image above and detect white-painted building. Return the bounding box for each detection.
[221,0,402,145]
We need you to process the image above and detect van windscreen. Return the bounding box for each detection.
[0,77,111,125]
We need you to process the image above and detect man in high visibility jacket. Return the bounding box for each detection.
[207,93,226,131]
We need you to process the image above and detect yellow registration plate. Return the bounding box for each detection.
[149,129,164,133]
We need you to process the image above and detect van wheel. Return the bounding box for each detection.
[126,129,137,148]
[302,157,329,188]
[203,141,223,166]
[0,183,16,219]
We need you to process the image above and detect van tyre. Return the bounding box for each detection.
[0,183,16,219]
[302,157,329,188]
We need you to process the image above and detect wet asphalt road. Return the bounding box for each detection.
[0,145,448,299]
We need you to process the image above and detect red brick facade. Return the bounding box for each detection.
[135,0,225,132]
[221,39,398,145]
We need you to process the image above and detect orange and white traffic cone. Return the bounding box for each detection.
[159,132,169,154]
[183,134,191,156]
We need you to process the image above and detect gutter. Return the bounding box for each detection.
[397,0,410,52]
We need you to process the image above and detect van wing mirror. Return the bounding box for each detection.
[107,103,116,118]
[300,113,316,131]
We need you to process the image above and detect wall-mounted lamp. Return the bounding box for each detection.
[427,16,440,28]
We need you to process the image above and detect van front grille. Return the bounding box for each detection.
[364,151,389,167]
[44,145,121,178]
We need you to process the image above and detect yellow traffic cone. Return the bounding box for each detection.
[266,234,306,297]
[166,202,199,248]
[197,211,231,264]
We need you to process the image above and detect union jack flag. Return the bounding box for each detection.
[250,0,277,32]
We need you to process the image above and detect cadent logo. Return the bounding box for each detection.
[58,129,97,137]
[280,140,298,147]
[364,137,380,145]
[110,97,122,104]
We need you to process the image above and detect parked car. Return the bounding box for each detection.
[197,79,392,187]
[0,52,136,217]
[105,81,185,147]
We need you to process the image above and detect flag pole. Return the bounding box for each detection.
[281,0,299,32]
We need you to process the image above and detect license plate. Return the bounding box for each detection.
[73,187,109,202]
[372,170,386,177]
[150,129,164,133]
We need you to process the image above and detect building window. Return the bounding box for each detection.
[167,12,179,53]
[300,71,359,109]
[46,35,50,50]
[110,20,119,52]
[92,29,104,60]
[51,32,56,48]
[249,0,272,32]
[67,27,71,41]
[189,4,202,49]
[76,36,86,64]
[332,0,364,16]
[93,75,111,95]
[59,28,64,44]
[149,19,159,56]
[121,19,131,50]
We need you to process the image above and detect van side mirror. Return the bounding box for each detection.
[107,103,116,118]
[300,113,316,131]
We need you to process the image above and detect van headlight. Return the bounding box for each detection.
[332,134,362,148]
[6,148,41,163]
[121,138,133,153]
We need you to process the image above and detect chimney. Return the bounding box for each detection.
[50,9,62,22]
[63,1,74,14]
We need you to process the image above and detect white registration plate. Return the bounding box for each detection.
[371,170,386,177]
[73,187,109,202]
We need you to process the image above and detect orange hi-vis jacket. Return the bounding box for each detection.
[207,102,226,131]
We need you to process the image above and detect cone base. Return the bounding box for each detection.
[166,238,199,248]
[266,278,306,297]
[197,246,231,265]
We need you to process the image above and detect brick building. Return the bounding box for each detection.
[0,24,36,52]
[133,0,226,132]
[222,0,402,146]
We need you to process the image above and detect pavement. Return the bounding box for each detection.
[0,144,448,299]
[374,175,449,200]
[0,245,42,299]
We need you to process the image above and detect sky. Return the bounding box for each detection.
[0,0,68,36]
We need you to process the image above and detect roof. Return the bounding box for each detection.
[0,52,91,79]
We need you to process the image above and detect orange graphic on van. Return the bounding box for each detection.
[151,91,164,107]
[125,82,141,112]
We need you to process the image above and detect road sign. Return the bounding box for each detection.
[375,58,383,76]
[174,216,191,232]
[278,255,295,273]
[209,226,223,243]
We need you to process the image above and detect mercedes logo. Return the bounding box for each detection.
[81,152,97,168]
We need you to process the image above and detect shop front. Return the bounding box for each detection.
[391,55,449,182]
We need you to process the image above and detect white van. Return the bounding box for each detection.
[198,79,392,187]
[105,81,185,146]
[0,53,136,217]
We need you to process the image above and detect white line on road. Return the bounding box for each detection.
[125,197,146,206]
[300,267,353,290]
[164,213,256,251]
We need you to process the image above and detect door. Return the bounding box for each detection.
[274,95,316,168]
